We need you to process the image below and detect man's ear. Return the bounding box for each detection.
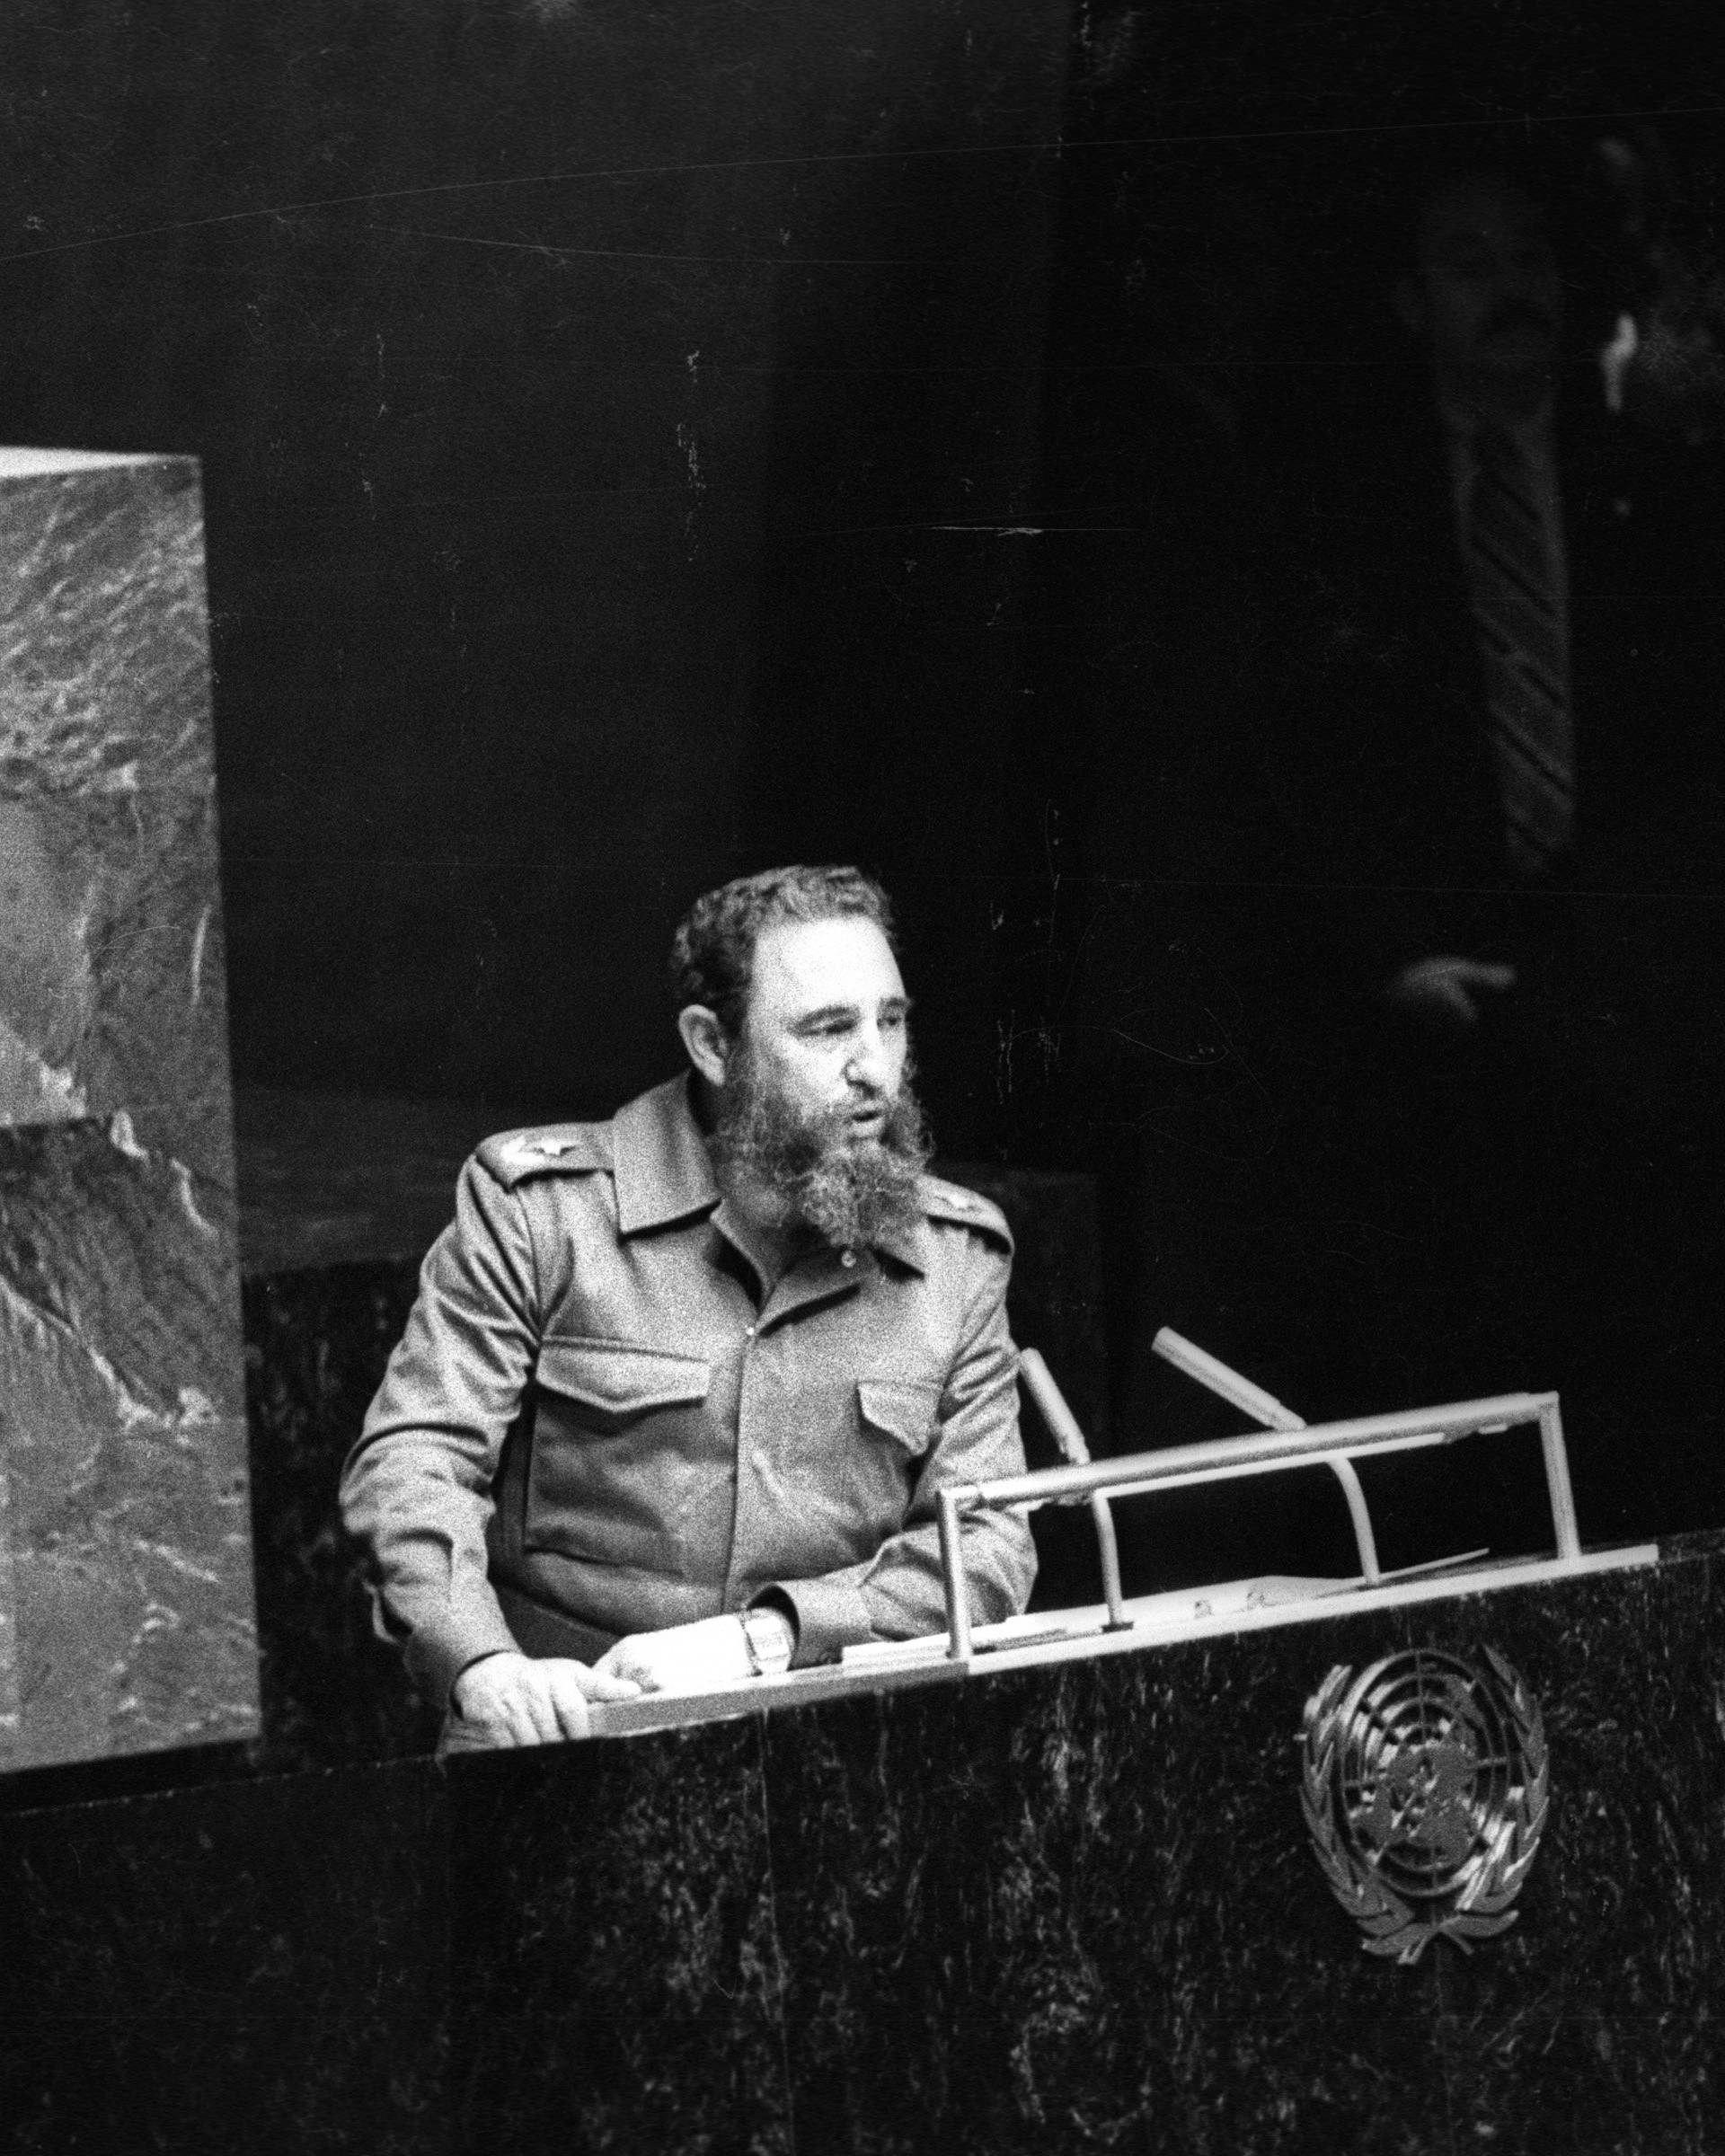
[1393,274,1427,340]
[677,1004,730,1088]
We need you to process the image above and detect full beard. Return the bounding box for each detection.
[709,1047,933,1251]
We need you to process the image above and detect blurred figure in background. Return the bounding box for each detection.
[1243,135,1725,1547]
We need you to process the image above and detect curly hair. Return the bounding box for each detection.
[670,864,896,1038]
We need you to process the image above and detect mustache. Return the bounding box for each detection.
[754,1085,926,1172]
[709,1051,933,1246]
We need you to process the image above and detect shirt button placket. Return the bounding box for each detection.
[730,1315,762,1601]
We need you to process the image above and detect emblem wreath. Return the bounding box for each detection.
[1300,1646,1549,1965]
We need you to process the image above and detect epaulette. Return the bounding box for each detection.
[918,1173,1013,1255]
[478,1122,614,1188]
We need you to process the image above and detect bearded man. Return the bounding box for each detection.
[341,864,1036,1750]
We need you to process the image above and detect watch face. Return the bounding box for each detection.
[746,1610,791,1672]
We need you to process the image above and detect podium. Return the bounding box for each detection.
[3,1513,1718,2152]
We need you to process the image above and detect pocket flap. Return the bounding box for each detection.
[536,1338,712,1413]
[856,1377,941,1454]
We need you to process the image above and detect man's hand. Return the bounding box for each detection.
[449,1650,641,1747]
[1384,955,1517,1029]
[593,1613,759,1696]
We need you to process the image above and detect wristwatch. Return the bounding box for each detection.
[740,1604,794,1679]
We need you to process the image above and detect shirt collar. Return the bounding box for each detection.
[612,1074,721,1234]
[868,1214,929,1276]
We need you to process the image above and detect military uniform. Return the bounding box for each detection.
[341,1075,1036,1704]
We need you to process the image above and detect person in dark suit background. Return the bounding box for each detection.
[1243,142,1725,1547]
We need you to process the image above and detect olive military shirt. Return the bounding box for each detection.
[341,1075,1037,1705]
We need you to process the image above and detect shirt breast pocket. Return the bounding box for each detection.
[855,1377,942,1461]
[526,1338,714,1569]
[535,1338,712,1432]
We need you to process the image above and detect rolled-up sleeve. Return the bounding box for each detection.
[767,1241,1036,1664]
[340,1156,539,1704]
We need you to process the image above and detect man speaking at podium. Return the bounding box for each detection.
[341,866,1035,1750]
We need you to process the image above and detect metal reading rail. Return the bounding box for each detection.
[936,1377,1580,1665]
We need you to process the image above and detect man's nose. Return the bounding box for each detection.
[845,1026,890,1089]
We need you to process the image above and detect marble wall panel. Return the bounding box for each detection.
[0,447,256,1772]
[0,453,227,1125]
[1,1117,253,1766]
[0,1462,17,1744]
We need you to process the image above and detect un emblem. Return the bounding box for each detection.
[1300,1647,1549,1965]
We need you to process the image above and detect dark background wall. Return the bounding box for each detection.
[0,0,1067,1154]
[1024,2,1725,1542]
[8,1,1714,1147]
[1028,1,1725,1164]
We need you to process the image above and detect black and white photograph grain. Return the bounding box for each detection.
[2,5,1722,2152]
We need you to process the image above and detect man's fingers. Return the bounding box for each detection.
[544,1666,596,1742]
[1438,959,1515,1021]
[544,1652,642,1703]
[450,1655,641,1751]
[1386,955,1519,1029]
[1435,978,1482,1024]
[594,1639,658,1691]
[1394,970,1479,1023]
[514,1675,562,1745]
[501,1695,544,1747]
[529,1682,567,1745]
[582,1669,645,1702]
[490,1698,534,1747]
[464,1712,516,1750]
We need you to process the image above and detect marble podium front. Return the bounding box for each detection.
[2,1530,1721,2154]
[0,447,257,1772]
